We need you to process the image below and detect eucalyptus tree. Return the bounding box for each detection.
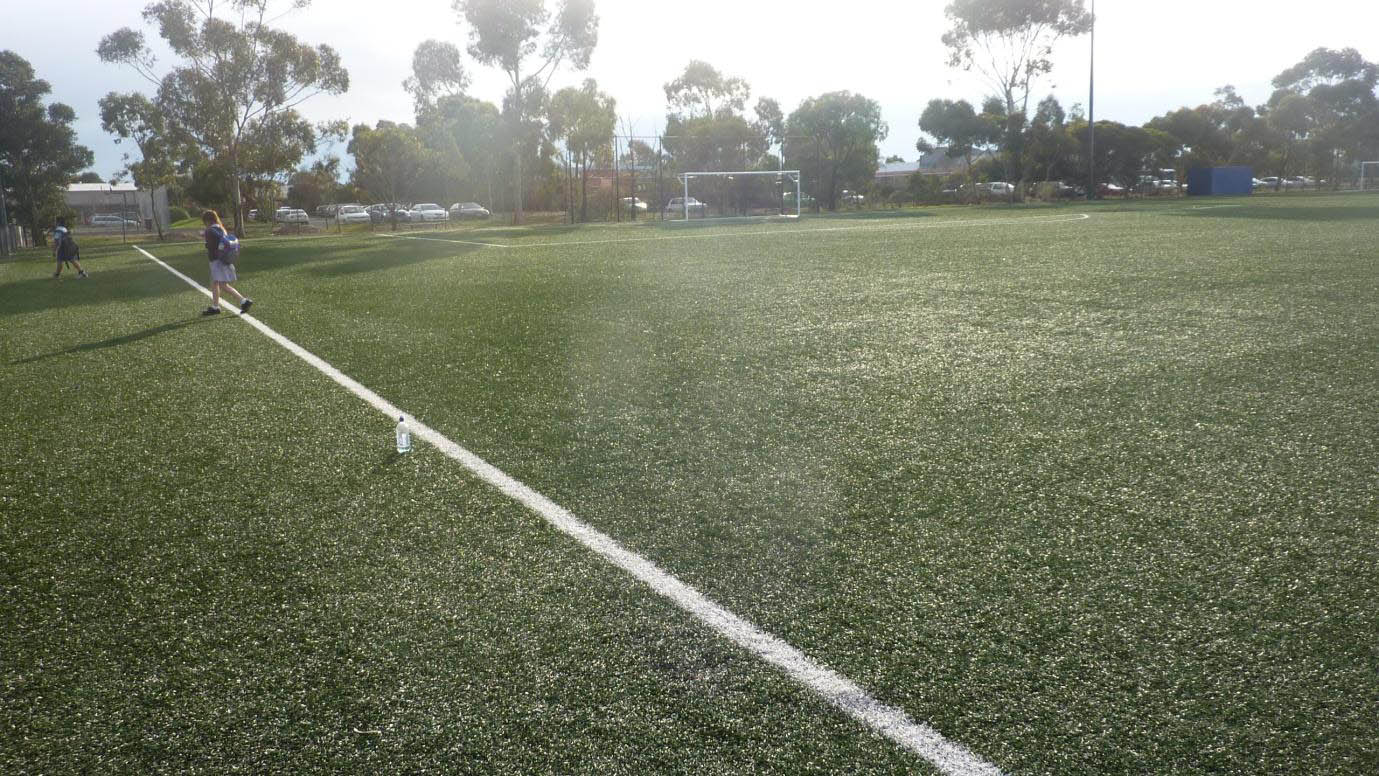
[785,91,887,211]
[548,79,615,222]
[917,98,996,200]
[0,51,92,247]
[97,0,348,230]
[941,0,1092,195]
[454,0,599,223]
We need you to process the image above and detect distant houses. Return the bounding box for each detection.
[873,148,997,188]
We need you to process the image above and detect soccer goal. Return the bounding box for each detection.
[671,170,802,220]
[1360,161,1379,191]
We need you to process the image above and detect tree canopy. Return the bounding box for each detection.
[97,0,348,230]
[786,91,887,210]
[0,51,93,246]
[455,0,599,222]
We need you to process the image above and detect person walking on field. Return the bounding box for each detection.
[201,209,252,316]
[52,218,88,278]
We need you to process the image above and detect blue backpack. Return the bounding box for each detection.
[212,225,240,264]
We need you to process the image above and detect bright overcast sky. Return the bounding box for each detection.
[7,0,1379,179]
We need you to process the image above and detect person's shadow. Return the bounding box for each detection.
[10,316,219,365]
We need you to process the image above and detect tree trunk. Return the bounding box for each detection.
[580,152,589,223]
[150,188,164,240]
[230,147,243,234]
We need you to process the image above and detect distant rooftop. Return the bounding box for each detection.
[68,183,139,193]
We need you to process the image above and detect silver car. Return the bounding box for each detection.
[409,203,449,222]
[449,202,491,219]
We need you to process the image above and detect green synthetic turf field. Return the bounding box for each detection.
[3,196,1377,774]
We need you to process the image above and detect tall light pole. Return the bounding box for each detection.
[1087,0,1096,200]
[0,166,10,256]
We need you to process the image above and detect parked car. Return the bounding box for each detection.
[984,182,1016,197]
[449,202,491,219]
[368,203,411,224]
[1097,182,1125,196]
[1251,178,1269,190]
[274,207,309,224]
[90,214,140,227]
[409,203,449,222]
[335,204,371,224]
[619,197,648,214]
[664,197,708,218]
[1258,176,1281,189]
[1284,176,1315,189]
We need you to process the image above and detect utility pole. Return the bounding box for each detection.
[1087,0,1096,200]
[0,166,11,257]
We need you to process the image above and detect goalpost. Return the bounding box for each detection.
[675,170,802,220]
[1361,162,1379,191]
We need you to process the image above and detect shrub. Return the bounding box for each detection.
[168,206,190,223]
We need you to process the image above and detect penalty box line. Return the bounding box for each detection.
[131,244,1005,776]
[378,212,1091,250]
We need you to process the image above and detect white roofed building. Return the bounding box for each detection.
[64,183,171,230]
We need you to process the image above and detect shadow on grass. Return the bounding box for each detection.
[0,261,194,317]
[307,239,490,278]
[11,316,219,365]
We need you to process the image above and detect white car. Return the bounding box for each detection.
[620,196,648,214]
[334,204,371,224]
[274,207,309,224]
[91,214,140,227]
[664,197,708,218]
[984,182,1016,196]
[409,203,449,222]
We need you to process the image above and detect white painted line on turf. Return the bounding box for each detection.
[133,244,1006,776]
[378,212,1090,251]
[1187,204,1243,210]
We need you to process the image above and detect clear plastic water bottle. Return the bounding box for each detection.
[395,416,412,454]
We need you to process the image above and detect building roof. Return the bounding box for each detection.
[68,183,139,193]
[876,161,923,176]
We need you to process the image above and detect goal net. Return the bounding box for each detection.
[670,170,802,220]
[1360,161,1379,191]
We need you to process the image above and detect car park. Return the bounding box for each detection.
[449,202,491,219]
[335,204,371,224]
[409,203,449,222]
[664,197,708,217]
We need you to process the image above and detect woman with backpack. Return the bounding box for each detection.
[201,209,252,316]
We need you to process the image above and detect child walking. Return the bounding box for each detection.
[201,209,252,316]
[52,218,88,278]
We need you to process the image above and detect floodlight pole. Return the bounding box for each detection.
[0,166,10,257]
[683,175,689,220]
[1087,0,1096,200]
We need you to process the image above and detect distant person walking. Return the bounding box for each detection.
[52,218,88,279]
[201,209,252,316]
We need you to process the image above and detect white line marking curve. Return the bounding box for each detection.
[379,212,1091,250]
[133,244,1004,776]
